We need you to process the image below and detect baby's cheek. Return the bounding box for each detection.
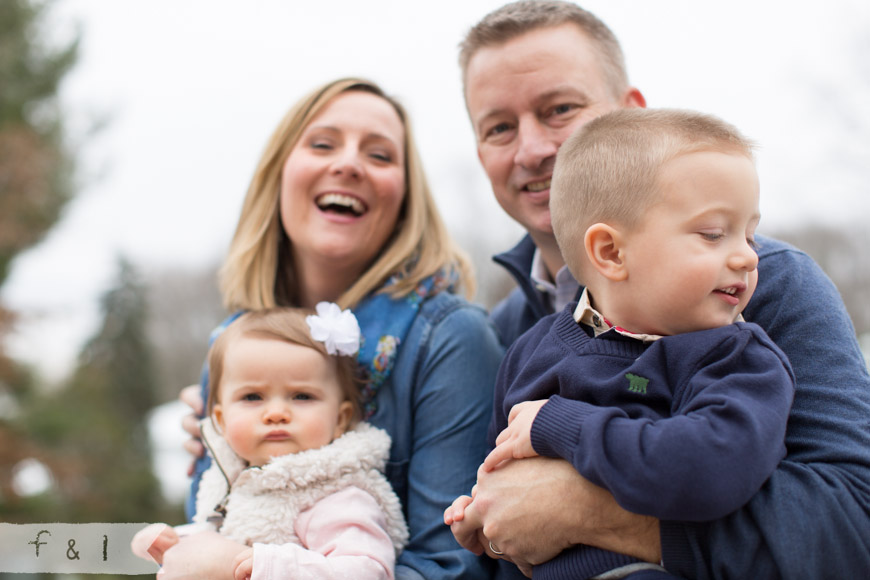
[224,419,254,454]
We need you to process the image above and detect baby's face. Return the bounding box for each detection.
[213,336,353,466]
[614,150,760,336]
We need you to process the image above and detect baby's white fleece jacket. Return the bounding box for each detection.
[193,420,408,580]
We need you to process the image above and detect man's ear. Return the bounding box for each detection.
[584,223,628,281]
[621,87,646,109]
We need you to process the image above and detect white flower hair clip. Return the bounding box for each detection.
[306,302,361,357]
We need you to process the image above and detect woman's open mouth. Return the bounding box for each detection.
[315,193,367,217]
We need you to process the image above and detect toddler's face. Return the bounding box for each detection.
[615,150,760,336]
[213,336,353,466]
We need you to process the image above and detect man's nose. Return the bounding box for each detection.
[513,119,559,171]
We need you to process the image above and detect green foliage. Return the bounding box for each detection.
[0,0,79,286]
[5,258,179,534]
[2,258,174,579]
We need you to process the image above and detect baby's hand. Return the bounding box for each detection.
[130,523,179,565]
[232,548,254,580]
[482,400,548,471]
[443,494,474,525]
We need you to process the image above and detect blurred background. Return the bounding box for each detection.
[1,0,868,577]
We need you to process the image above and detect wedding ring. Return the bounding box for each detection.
[489,541,504,555]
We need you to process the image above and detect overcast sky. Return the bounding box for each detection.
[3,0,869,381]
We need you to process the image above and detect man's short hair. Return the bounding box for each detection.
[550,108,756,276]
[459,1,629,99]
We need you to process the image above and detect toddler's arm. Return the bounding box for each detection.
[482,400,548,472]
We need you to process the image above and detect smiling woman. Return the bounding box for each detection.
[279,90,407,308]
[164,78,504,580]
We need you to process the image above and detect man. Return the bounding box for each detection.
[456,2,870,579]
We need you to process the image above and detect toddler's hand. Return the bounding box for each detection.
[232,548,254,580]
[482,400,548,471]
[130,523,179,565]
[443,494,474,525]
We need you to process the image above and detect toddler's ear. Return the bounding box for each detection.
[584,223,628,282]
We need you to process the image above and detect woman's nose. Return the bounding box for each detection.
[330,150,363,179]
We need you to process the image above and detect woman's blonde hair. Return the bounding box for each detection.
[220,77,474,311]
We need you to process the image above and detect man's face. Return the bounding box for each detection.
[465,23,641,243]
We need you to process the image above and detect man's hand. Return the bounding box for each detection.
[470,457,662,572]
[482,400,547,471]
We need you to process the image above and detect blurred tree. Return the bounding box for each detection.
[2,258,166,579]
[145,262,226,403]
[0,0,79,287]
[0,6,86,573]
[17,258,165,521]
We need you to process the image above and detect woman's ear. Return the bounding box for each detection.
[333,401,355,439]
[584,223,628,282]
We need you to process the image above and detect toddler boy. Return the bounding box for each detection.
[447,109,795,579]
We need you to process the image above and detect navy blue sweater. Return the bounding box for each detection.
[494,311,794,522]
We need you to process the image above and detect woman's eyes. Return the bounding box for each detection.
[309,140,393,163]
[368,151,392,162]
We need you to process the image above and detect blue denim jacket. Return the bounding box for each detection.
[369,291,503,579]
[189,291,503,580]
